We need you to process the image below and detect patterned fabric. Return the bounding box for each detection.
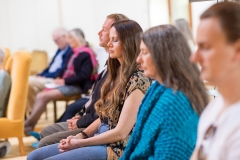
[120,81,199,160]
[103,70,152,159]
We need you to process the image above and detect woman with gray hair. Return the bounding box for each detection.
[174,19,196,53]
[121,25,208,160]
[24,28,98,134]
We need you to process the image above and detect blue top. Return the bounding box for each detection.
[38,45,71,78]
[121,81,199,160]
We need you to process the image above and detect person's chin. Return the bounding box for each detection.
[200,73,208,81]
[99,42,103,47]
[143,71,151,78]
[109,54,116,59]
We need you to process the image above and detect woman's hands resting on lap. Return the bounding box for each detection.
[58,134,85,153]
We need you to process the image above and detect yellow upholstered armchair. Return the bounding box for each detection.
[30,50,48,75]
[0,51,31,156]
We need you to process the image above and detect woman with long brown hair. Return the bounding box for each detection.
[27,20,151,160]
[121,24,209,160]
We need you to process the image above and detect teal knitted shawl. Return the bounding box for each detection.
[121,81,199,160]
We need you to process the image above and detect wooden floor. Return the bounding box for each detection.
[1,101,68,160]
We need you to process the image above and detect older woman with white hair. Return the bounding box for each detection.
[0,48,11,118]
[174,19,196,53]
[24,28,97,134]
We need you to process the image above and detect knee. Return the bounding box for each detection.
[36,91,49,102]
[38,137,48,148]
[27,150,39,160]
[40,126,50,139]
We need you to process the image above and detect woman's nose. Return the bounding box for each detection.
[107,41,112,48]
[136,54,142,63]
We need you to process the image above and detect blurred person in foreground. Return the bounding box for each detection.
[191,2,240,160]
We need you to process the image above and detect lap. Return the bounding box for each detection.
[28,143,107,160]
[40,122,69,138]
[46,145,107,160]
[56,85,82,97]
[39,122,84,148]
[37,89,64,101]
[29,76,54,86]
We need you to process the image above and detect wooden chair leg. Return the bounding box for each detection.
[53,101,57,123]
[65,101,69,109]
[18,137,25,156]
[45,108,48,120]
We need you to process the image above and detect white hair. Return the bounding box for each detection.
[52,27,68,37]
[0,48,5,64]
[69,28,86,45]
[174,19,195,44]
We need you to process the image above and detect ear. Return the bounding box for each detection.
[234,39,240,61]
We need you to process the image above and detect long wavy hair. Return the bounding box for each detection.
[95,20,143,122]
[142,25,208,115]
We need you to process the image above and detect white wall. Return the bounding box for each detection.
[0,0,150,72]
[149,0,169,26]
[171,0,189,23]
[191,1,217,40]
[0,0,60,56]
[0,0,220,72]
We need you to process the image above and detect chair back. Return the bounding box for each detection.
[3,48,10,68]
[30,50,48,75]
[5,51,31,120]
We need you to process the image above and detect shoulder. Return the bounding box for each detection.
[81,52,91,58]
[127,70,152,95]
[158,87,191,107]
[197,97,223,131]
[0,70,10,80]
[55,49,61,55]
[150,86,197,121]
[75,52,91,60]
[0,70,11,86]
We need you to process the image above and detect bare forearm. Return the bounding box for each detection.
[77,128,125,147]
[83,118,101,137]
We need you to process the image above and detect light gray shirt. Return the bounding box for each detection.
[0,70,11,117]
